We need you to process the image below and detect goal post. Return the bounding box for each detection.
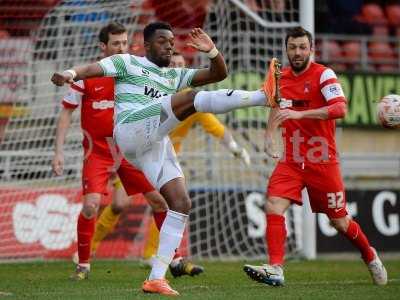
[299,0,317,260]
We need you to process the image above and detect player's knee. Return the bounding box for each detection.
[265,196,288,215]
[170,194,191,215]
[145,191,169,212]
[184,89,198,100]
[329,217,349,233]
[82,202,99,218]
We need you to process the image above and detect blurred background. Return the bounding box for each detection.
[0,0,399,262]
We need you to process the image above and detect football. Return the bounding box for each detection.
[377,94,400,128]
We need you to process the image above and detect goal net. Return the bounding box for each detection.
[0,0,311,261]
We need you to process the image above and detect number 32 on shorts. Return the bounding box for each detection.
[327,191,344,210]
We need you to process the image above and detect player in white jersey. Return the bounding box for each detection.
[51,21,270,296]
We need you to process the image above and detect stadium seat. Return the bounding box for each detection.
[314,41,322,61]
[361,3,388,25]
[0,29,10,39]
[329,63,347,72]
[376,64,398,73]
[385,4,400,26]
[372,25,389,37]
[130,32,145,55]
[321,40,342,62]
[342,41,361,64]
[368,42,395,64]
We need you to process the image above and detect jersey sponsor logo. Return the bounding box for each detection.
[92,100,114,110]
[141,69,150,76]
[144,85,167,99]
[279,98,293,108]
[279,98,309,108]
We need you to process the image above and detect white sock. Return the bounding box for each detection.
[193,89,266,114]
[148,210,188,280]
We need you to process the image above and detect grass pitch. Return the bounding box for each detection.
[0,259,399,299]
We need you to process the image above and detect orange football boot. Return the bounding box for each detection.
[262,57,282,108]
[142,278,179,296]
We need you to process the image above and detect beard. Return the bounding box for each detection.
[154,56,170,67]
[289,55,310,73]
[150,51,171,67]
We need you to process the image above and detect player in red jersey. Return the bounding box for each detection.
[52,22,168,280]
[243,26,387,286]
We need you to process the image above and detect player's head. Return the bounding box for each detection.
[285,26,313,73]
[143,21,174,67]
[99,22,128,57]
[169,52,185,68]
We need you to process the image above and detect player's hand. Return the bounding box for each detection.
[234,147,251,166]
[51,71,74,86]
[52,153,64,176]
[187,28,215,53]
[276,109,303,121]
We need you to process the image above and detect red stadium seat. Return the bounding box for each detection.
[385,5,400,26]
[342,41,361,63]
[376,64,398,73]
[329,63,347,72]
[0,29,10,39]
[321,40,342,62]
[372,25,389,37]
[130,32,145,55]
[368,42,395,63]
[361,3,387,25]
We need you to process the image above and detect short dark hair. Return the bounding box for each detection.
[99,22,127,44]
[143,21,173,42]
[285,26,313,48]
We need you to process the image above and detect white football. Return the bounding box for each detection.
[377,94,400,129]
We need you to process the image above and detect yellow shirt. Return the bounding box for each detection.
[169,112,225,153]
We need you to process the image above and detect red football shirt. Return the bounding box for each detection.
[62,77,115,155]
[279,62,346,164]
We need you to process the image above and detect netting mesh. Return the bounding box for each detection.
[0,0,306,260]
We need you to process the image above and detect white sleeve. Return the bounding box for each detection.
[320,68,345,102]
[98,54,129,78]
[177,68,198,90]
[62,80,84,107]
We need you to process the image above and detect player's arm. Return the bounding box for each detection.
[52,83,82,175]
[51,63,104,86]
[278,101,347,121]
[186,28,228,86]
[52,107,74,175]
[264,108,281,159]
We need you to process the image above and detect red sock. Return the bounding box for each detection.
[77,213,95,264]
[153,211,167,231]
[266,214,286,266]
[343,220,375,263]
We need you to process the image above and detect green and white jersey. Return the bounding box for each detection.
[98,54,197,125]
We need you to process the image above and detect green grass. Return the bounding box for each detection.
[0,260,399,299]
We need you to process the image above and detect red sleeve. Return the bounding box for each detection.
[327,101,346,119]
[62,100,78,109]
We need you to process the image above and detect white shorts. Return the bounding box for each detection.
[114,95,183,190]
